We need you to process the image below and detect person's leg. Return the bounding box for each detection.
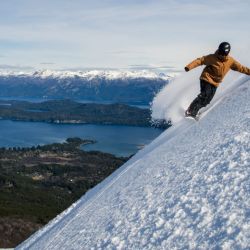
[187,80,217,116]
[201,80,217,106]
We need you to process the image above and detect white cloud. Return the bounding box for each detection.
[0,0,249,70]
[0,64,34,70]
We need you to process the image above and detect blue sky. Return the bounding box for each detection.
[0,0,249,71]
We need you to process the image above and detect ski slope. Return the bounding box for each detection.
[17,76,250,249]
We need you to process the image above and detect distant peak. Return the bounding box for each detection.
[0,69,178,80]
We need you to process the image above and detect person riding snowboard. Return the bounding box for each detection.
[184,42,250,118]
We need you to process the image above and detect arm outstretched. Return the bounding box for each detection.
[231,60,250,75]
[185,54,212,71]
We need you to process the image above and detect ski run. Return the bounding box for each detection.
[18,75,250,249]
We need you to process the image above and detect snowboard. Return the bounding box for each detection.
[184,111,201,121]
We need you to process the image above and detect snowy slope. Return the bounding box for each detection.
[17,76,250,249]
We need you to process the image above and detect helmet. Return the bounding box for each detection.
[218,42,231,56]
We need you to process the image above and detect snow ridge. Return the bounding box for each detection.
[17,76,250,249]
[0,69,175,81]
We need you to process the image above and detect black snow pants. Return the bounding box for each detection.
[188,80,217,116]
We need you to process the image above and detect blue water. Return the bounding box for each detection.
[25,109,48,112]
[0,97,149,109]
[0,120,163,157]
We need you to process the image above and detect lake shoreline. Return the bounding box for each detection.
[0,120,164,157]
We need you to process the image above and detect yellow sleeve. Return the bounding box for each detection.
[231,59,250,75]
[185,55,212,71]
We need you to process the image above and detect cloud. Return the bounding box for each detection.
[61,66,120,71]
[0,64,34,71]
[0,0,249,69]
[40,62,55,65]
[128,64,182,72]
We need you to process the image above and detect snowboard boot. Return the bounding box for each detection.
[185,109,196,118]
[185,109,199,120]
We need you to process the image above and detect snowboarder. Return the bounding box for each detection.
[184,42,250,119]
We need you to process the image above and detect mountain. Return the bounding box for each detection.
[0,70,173,104]
[17,74,250,249]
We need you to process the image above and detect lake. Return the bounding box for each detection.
[0,120,163,157]
[0,96,149,109]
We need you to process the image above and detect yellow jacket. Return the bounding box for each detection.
[186,51,250,87]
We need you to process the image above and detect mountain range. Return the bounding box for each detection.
[0,70,174,104]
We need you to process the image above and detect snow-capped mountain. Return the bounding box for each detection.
[0,70,174,104]
[0,69,174,80]
[17,73,250,249]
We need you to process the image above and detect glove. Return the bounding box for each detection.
[184,67,189,72]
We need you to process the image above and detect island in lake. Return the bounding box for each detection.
[0,99,170,128]
[0,99,149,126]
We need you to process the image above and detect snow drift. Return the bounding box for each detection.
[17,74,250,249]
